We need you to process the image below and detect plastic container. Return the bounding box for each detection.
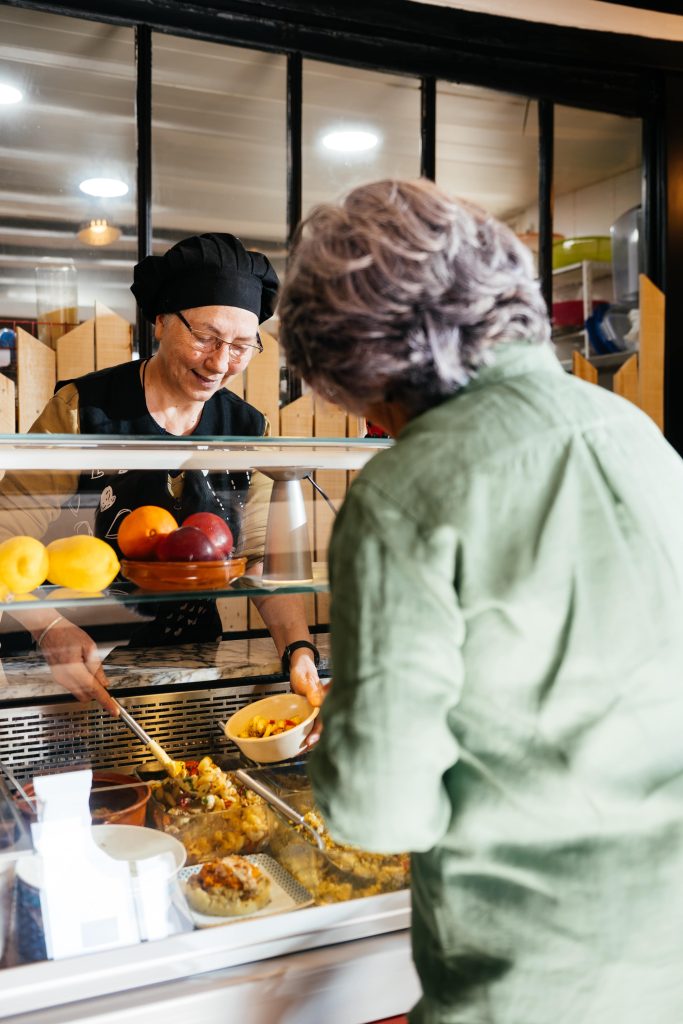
[552,236,612,270]
[34,261,78,349]
[552,299,604,328]
[225,694,319,764]
[610,206,643,304]
[148,771,271,865]
[266,789,410,905]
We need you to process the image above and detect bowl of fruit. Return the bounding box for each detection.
[118,506,246,591]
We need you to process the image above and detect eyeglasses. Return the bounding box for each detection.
[175,311,263,358]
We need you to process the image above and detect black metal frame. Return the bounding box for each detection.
[538,100,554,319]
[3,0,683,443]
[135,23,153,358]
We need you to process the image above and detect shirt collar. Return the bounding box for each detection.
[458,340,562,395]
[397,341,562,441]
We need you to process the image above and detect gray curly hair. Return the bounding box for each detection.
[278,178,550,416]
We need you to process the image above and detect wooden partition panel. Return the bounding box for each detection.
[56,319,95,382]
[0,374,15,435]
[613,353,639,404]
[572,350,598,384]
[94,302,132,370]
[639,274,665,430]
[245,329,280,433]
[16,328,56,432]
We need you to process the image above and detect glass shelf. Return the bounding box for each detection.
[0,568,330,615]
[0,435,375,634]
[0,436,392,472]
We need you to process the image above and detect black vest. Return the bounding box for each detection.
[62,360,266,645]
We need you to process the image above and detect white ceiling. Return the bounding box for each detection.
[0,4,644,324]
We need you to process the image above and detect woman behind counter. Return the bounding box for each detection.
[0,233,322,717]
[278,179,683,1023]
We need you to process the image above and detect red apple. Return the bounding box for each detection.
[155,526,220,562]
[182,512,234,558]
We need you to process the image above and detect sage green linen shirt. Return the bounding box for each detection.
[309,341,683,1024]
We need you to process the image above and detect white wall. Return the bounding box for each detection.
[509,166,641,239]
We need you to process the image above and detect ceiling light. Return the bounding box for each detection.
[79,177,128,198]
[77,218,122,247]
[0,83,22,105]
[322,130,379,153]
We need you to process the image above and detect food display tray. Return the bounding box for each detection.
[178,854,313,928]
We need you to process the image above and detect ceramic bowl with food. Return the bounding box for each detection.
[225,694,318,764]
[16,771,151,826]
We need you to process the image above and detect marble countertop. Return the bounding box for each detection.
[0,634,331,703]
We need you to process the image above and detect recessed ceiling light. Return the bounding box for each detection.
[79,177,128,198]
[77,218,122,247]
[322,130,379,153]
[0,84,22,105]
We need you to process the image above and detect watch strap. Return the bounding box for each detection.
[281,640,320,675]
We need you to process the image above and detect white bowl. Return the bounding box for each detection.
[92,824,187,875]
[225,693,318,764]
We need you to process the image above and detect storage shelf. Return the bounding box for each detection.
[552,259,612,282]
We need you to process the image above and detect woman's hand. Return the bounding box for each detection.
[38,619,120,717]
[288,648,328,751]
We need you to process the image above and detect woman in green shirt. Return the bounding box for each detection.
[278,179,683,1023]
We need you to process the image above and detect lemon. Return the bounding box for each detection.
[46,536,120,592]
[0,536,49,594]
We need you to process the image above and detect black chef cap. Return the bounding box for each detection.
[131,233,279,324]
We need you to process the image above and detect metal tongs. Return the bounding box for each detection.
[235,770,364,889]
[234,768,325,851]
[0,759,37,813]
[114,701,181,779]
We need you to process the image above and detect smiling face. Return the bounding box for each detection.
[154,305,261,403]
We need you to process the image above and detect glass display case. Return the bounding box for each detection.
[0,436,418,1024]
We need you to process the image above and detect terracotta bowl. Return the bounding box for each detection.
[120,556,247,591]
[16,771,151,826]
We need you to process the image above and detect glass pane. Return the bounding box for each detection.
[302,61,421,213]
[436,83,539,260]
[553,106,642,374]
[152,36,287,279]
[0,6,136,375]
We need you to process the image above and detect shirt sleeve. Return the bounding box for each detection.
[0,385,81,543]
[308,478,464,853]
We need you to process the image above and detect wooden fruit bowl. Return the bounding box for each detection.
[120,556,247,591]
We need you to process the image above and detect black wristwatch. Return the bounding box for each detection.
[281,640,320,676]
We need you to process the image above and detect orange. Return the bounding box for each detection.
[117,505,179,559]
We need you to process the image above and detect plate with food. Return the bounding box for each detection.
[178,853,313,927]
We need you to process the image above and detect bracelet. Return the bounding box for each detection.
[36,616,63,648]
[281,640,320,676]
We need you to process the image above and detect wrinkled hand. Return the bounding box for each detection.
[288,649,328,752]
[39,620,120,717]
